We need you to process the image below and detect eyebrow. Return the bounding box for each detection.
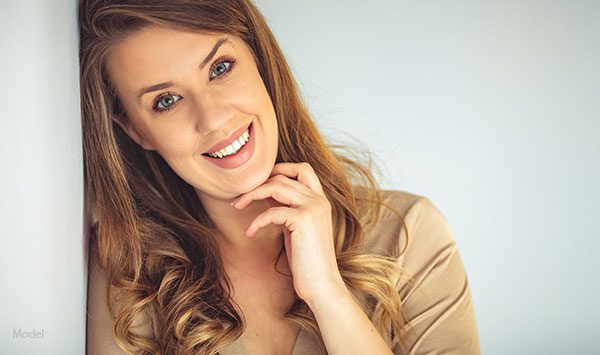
[136,36,231,105]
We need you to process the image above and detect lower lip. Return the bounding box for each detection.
[200,122,256,169]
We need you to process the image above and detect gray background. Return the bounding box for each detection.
[255,0,600,354]
[1,0,598,354]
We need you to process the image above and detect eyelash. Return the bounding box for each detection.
[210,56,237,81]
[151,56,238,114]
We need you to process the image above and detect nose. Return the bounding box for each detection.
[191,91,235,136]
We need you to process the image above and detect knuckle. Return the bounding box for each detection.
[268,206,282,216]
[272,175,286,183]
[298,208,311,220]
[267,175,277,183]
[273,180,285,191]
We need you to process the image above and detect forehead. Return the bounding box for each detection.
[106,27,247,95]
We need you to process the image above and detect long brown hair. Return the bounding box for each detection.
[79,0,414,353]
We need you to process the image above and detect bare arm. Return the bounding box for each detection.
[305,283,393,355]
[303,196,481,355]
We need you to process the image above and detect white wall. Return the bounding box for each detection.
[255,0,600,354]
[0,0,85,353]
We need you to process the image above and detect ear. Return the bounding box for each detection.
[111,114,156,151]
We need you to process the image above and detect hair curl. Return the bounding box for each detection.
[79,0,416,353]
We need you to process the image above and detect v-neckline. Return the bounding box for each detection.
[220,327,318,355]
[242,327,301,355]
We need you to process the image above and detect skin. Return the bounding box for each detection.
[105,26,393,354]
[106,26,286,276]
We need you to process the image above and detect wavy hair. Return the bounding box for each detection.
[79,0,415,353]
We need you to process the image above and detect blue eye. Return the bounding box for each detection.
[152,93,181,113]
[209,58,236,80]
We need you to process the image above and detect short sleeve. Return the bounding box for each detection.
[392,197,481,355]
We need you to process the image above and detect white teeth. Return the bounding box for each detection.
[231,140,241,151]
[207,127,250,158]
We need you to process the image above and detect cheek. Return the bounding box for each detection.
[151,125,198,156]
[231,69,271,109]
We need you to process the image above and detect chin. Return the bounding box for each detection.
[239,161,277,197]
[247,164,274,190]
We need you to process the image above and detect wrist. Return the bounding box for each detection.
[304,275,350,311]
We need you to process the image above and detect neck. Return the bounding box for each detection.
[195,189,286,274]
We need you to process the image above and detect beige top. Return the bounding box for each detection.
[87,189,481,354]
[219,189,481,355]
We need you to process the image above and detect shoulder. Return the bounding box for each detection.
[87,254,129,354]
[377,189,446,227]
[362,189,450,257]
[358,190,481,353]
[86,253,155,354]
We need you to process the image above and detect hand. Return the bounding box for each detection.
[230,162,346,304]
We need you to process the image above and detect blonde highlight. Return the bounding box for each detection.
[79,0,415,353]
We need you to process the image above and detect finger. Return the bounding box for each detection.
[266,196,287,208]
[245,207,293,237]
[270,162,324,195]
[233,181,305,209]
[267,173,313,195]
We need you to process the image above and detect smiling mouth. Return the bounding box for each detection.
[201,122,253,158]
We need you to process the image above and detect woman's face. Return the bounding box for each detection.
[106,26,279,200]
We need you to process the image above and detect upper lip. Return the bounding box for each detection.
[204,122,251,154]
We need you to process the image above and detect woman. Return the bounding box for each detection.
[80,0,481,354]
